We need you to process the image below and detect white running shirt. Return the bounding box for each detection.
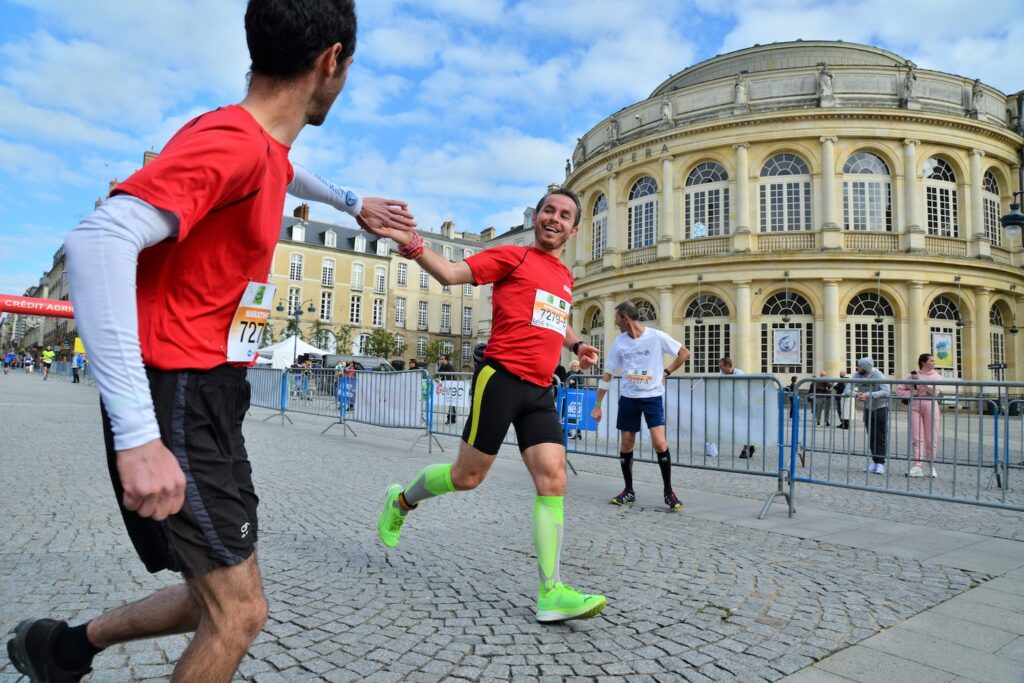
[606,327,682,399]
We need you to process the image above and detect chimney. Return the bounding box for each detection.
[480,226,495,241]
[143,150,159,167]
[293,203,310,222]
[440,220,455,238]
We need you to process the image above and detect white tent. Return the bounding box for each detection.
[258,335,331,369]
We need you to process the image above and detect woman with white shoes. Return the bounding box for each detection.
[895,353,943,478]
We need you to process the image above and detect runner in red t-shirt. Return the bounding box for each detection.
[372,189,608,623]
[8,3,415,682]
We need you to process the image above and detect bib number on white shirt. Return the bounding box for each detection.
[227,282,275,362]
[625,369,654,386]
[530,289,570,337]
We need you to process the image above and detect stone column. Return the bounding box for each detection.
[823,279,841,375]
[903,139,924,250]
[1014,296,1023,382]
[820,136,842,249]
[908,281,926,362]
[658,286,675,338]
[605,173,623,269]
[734,280,753,373]
[732,143,752,251]
[975,287,992,382]
[602,296,616,357]
[657,156,678,259]
[969,150,992,258]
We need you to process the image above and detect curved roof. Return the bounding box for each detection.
[650,40,913,96]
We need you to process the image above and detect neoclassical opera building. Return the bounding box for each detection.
[563,40,1024,383]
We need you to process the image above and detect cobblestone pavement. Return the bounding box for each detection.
[0,372,1006,681]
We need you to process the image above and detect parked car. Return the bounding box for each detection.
[322,354,395,372]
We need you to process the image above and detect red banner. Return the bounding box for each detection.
[0,294,75,319]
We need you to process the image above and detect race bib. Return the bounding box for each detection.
[625,369,654,386]
[530,289,570,337]
[227,282,275,362]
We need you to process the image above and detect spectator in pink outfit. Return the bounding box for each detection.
[895,353,943,478]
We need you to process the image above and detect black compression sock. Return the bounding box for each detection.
[54,622,102,672]
[657,449,672,492]
[619,451,634,491]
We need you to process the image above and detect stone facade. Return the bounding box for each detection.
[565,41,1024,383]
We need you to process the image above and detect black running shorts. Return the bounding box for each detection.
[101,365,257,579]
[461,360,564,455]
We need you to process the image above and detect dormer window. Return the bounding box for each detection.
[325,230,337,248]
[354,235,366,252]
[292,224,305,242]
[376,239,390,256]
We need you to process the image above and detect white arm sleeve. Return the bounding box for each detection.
[64,194,179,451]
[287,164,363,218]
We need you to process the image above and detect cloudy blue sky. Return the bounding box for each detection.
[1,0,1022,298]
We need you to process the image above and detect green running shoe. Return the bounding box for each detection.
[377,484,406,548]
[536,583,607,623]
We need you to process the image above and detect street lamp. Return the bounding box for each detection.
[1001,191,1024,242]
[276,299,316,365]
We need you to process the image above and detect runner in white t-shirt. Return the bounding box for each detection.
[591,301,690,510]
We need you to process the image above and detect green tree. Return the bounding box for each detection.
[284,316,302,340]
[309,318,329,350]
[363,330,400,359]
[334,325,353,354]
[260,322,277,347]
[424,339,447,368]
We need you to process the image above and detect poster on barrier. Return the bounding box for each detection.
[336,377,356,412]
[353,371,424,428]
[434,380,470,407]
[563,389,598,431]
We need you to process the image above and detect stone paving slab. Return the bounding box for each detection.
[0,373,1020,681]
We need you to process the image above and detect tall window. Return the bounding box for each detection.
[355,333,370,355]
[395,297,406,327]
[417,337,427,357]
[289,254,303,281]
[351,263,364,291]
[441,303,451,333]
[983,171,1001,246]
[683,295,730,373]
[354,235,366,252]
[349,295,362,324]
[928,295,963,379]
[627,176,658,248]
[321,258,335,287]
[372,298,384,327]
[397,262,408,286]
[419,269,429,290]
[418,301,428,330]
[589,309,604,372]
[443,245,453,261]
[462,341,472,364]
[463,283,474,296]
[842,152,892,231]
[320,291,333,322]
[325,231,336,248]
[685,162,730,238]
[844,292,895,376]
[377,239,390,256]
[760,292,813,374]
[394,334,405,354]
[462,306,473,335]
[924,158,958,238]
[759,153,812,232]
[591,194,608,259]
[990,305,1006,381]
[441,340,454,355]
[287,287,301,316]
[374,266,386,294]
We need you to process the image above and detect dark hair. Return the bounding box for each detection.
[719,357,733,367]
[245,0,357,78]
[917,353,933,369]
[535,187,582,227]
[614,301,639,321]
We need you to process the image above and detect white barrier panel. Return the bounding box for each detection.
[353,370,425,428]
[433,379,471,408]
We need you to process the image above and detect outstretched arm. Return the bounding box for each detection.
[288,165,416,231]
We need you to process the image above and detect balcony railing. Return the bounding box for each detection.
[925,236,968,258]
[756,232,815,252]
[991,246,1012,265]
[844,232,899,252]
[622,246,657,267]
[585,259,604,275]
[680,236,730,258]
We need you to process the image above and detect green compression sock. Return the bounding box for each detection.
[533,495,564,594]
[403,463,455,507]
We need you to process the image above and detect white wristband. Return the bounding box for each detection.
[598,379,611,391]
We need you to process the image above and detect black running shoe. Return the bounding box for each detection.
[664,491,682,510]
[610,490,635,506]
[7,619,91,683]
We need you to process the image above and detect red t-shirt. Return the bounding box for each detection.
[467,245,573,387]
[113,105,293,370]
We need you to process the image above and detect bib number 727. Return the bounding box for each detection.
[227,282,275,362]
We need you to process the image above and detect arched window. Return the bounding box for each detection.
[462,341,472,364]
[635,300,657,322]
[354,333,370,355]
[990,304,1006,381]
[844,292,896,376]
[924,158,959,238]
[441,340,454,356]
[627,176,658,248]
[591,194,608,260]
[683,295,730,373]
[982,171,1001,246]
[394,334,406,354]
[760,292,813,374]
[759,153,811,232]
[842,152,892,232]
[685,162,730,238]
[928,295,962,378]
[417,337,427,357]
[589,309,604,372]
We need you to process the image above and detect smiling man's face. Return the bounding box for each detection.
[532,193,579,253]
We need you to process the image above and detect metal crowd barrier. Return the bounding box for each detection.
[39,360,93,384]
[789,377,1023,512]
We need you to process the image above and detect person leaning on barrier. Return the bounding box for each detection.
[845,356,890,474]
[894,353,942,478]
[812,372,833,426]
[709,358,757,459]
[591,301,691,510]
[834,371,852,429]
[368,187,607,623]
[436,354,457,424]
